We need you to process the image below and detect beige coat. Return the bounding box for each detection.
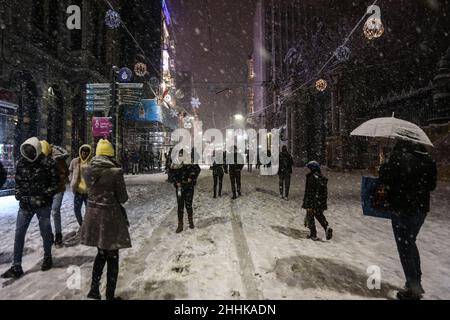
[80,156,131,250]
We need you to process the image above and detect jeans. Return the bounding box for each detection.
[51,192,65,234]
[74,193,88,226]
[279,174,291,197]
[230,173,241,196]
[305,209,329,238]
[391,211,427,291]
[13,206,53,266]
[176,186,195,219]
[213,174,223,197]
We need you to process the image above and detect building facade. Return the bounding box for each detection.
[253,0,450,171]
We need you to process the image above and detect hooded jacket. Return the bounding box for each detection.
[80,156,131,250]
[0,160,7,188]
[15,137,59,210]
[379,141,437,213]
[51,145,70,193]
[69,144,93,194]
[302,169,328,211]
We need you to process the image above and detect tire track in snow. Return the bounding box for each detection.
[229,195,262,300]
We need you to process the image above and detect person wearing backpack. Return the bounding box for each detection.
[302,161,333,241]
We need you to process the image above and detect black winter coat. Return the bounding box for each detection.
[278,151,293,176]
[171,163,201,188]
[225,152,245,175]
[210,162,224,176]
[302,171,328,211]
[379,145,437,214]
[0,161,6,188]
[15,154,59,210]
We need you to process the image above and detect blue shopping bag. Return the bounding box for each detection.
[361,176,392,219]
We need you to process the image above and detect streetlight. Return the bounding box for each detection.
[234,114,245,121]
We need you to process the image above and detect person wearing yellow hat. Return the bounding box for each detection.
[69,144,93,229]
[81,139,131,300]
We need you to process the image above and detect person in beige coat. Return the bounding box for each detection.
[81,139,131,300]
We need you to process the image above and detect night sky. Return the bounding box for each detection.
[168,0,258,129]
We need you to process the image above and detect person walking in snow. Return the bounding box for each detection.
[302,161,333,241]
[210,150,224,198]
[379,140,437,300]
[170,149,201,233]
[0,160,6,188]
[130,149,140,175]
[41,141,70,248]
[278,146,293,200]
[81,139,131,300]
[225,146,245,199]
[69,144,93,228]
[1,137,59,279]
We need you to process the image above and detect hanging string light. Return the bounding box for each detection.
[105,9,121,29]
[315,79,328,92]
[363,5,384,40]
[134,62,148,77]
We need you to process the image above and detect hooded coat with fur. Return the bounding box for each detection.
[80,156,131,250]
[15,137,59,210]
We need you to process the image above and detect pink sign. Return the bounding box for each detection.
[92,117,113,137]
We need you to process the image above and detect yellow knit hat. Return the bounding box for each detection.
[96,139,114,157]
[40,140,52,157]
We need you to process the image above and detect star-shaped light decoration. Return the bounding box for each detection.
[190,97,201,110]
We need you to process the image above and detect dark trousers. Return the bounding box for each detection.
[391,211,427,291]
[230,172,241,196]
[13,206,53,266]
[213,174,223,197]
[305,209,329,237]
[91,248,119,300]
[176,186,195,220]
[74,193,88,226]
[279,174,291,197]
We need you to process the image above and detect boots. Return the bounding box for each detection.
[55,233,63,248]
[87,250,106,300]
[41,256,53,271]
[188,214,195,229]
[105,252,120,300]
[176,218,184,233]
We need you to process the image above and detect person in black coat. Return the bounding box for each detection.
[1,137,59,279]
[0,160,7,188]
[210,150,224,198]
[225,146,245,199]
[170,149,201,233]
[379,140,437,300]
[302,161,333,241]
[278,146,293,200]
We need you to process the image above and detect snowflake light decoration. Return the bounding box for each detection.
[170,109,179,118]
[105,10,121,29]
[134,62,148,77]
[190,97,201,110]
[334,45,351,62]
[315,79,327,92]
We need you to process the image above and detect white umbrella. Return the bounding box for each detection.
[351,115,434,147]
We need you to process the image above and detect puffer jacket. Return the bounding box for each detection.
[170,163,201,188]
[80,156,131,250]
[15,138,59,210]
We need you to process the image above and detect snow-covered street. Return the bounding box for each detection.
[1,169,449,300]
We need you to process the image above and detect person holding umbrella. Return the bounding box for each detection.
[379,140,437,300]
[351,115,437,300]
